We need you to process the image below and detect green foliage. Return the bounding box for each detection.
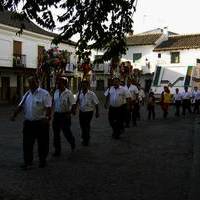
[0,0,137,62]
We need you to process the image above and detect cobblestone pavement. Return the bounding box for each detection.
[0,103,198,200]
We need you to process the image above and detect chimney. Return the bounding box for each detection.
[128,30,134,37]
[163,26,168,35]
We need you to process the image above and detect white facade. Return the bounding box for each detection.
[0,24,76,69]
[122,45,158,74]
[0,23,77,102]
[151,49,200,94]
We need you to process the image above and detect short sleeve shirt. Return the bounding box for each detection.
[19,88,52,121]
[105,86,130,107]
[53,89,75,112]
[78,90,99,112]
[126,84,139,100]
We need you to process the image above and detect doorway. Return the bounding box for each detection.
[1,77,10,101]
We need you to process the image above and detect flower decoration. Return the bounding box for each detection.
[43,47,70,70]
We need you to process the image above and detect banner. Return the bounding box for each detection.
[192,63,200,88]
[184,66,193,87]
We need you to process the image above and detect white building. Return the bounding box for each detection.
[0,11,77,103]
[152,34,200,94]
[121,28,178,92]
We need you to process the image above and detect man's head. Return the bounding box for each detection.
[27,76,39,91]
[82,80,90,91]
[112,77,120,88]
[120,80,125,87]
[184,86,188,92]
[194,86,198,91]
[175,88,179,93]
[57,76,68,90]
[127,78,132,86]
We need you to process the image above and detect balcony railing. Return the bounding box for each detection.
[13,54,26,68]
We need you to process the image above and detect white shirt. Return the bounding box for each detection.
[181,91,192,100]
[53,89,75,113]
[174,92,182,101]
[125,84,139,100]
[105,86,130,107]
[19,88,52,121]
[192,90,200,100]
[121,86,131,104]
[78,90,99,112]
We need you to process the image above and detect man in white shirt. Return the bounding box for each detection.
[120,80,131,128]
[52,76,76,156]
[181,86,192,115]
[105,77,130,139]
[192,86,200,114]
[126,78,139,126]
[11,76,52,169]
[77,80,99,146]
[173,88,182,116]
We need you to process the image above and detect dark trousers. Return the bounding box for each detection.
[193,100,200,114]
[175,100,181,116]
[121,103,129,127]
[52,112,75,154]
[182,99,192,115]
[147,105,155,120]
[23,120,49,165]
[108,106,124,138]
[79,111,93,144]
[161,103,169,119]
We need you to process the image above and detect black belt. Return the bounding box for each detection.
[54,112,71,115]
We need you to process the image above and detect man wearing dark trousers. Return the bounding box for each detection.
[52,76,76,156]
[105,77,130,139]
[77,80,99,146]
[11,76,52,169]
[174,88,182,116]
[182,86,192,115]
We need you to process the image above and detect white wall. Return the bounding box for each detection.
[157,49,200,66]
[122,45,158,73]
[0,25,77,69]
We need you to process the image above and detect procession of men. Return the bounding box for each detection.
[10,74,200,170]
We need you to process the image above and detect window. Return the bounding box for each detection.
[171,52,180,63]
[158,53,161,58]
[133,53,142,63]
[38,46,45,66]
[94,55,103,64]
[196,59,200,64]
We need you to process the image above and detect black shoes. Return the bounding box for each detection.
[20,163,33,170]
[81,141,89,146]
[39,161,46,168]
[53,152,61,157]
[71,142,76,151]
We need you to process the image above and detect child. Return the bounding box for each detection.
[147,92,156,120]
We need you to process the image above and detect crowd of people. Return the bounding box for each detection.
[11,76,99,170]
[10,75,200,170]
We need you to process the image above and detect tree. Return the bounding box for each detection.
[0,0,137,62]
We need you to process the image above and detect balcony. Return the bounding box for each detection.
[13,54,26,68]
[93,64,104,73]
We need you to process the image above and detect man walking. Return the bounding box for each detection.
[182,86,192,115]
[126,78,139,126]
[11,76,52,169]
[52,76,76,156]
[105,77,130,139]
[173,88,182,116]
[77,80,99,146]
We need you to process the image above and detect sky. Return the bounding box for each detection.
[133,0,200,34]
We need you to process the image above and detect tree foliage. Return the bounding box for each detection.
[0,0,137,62]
